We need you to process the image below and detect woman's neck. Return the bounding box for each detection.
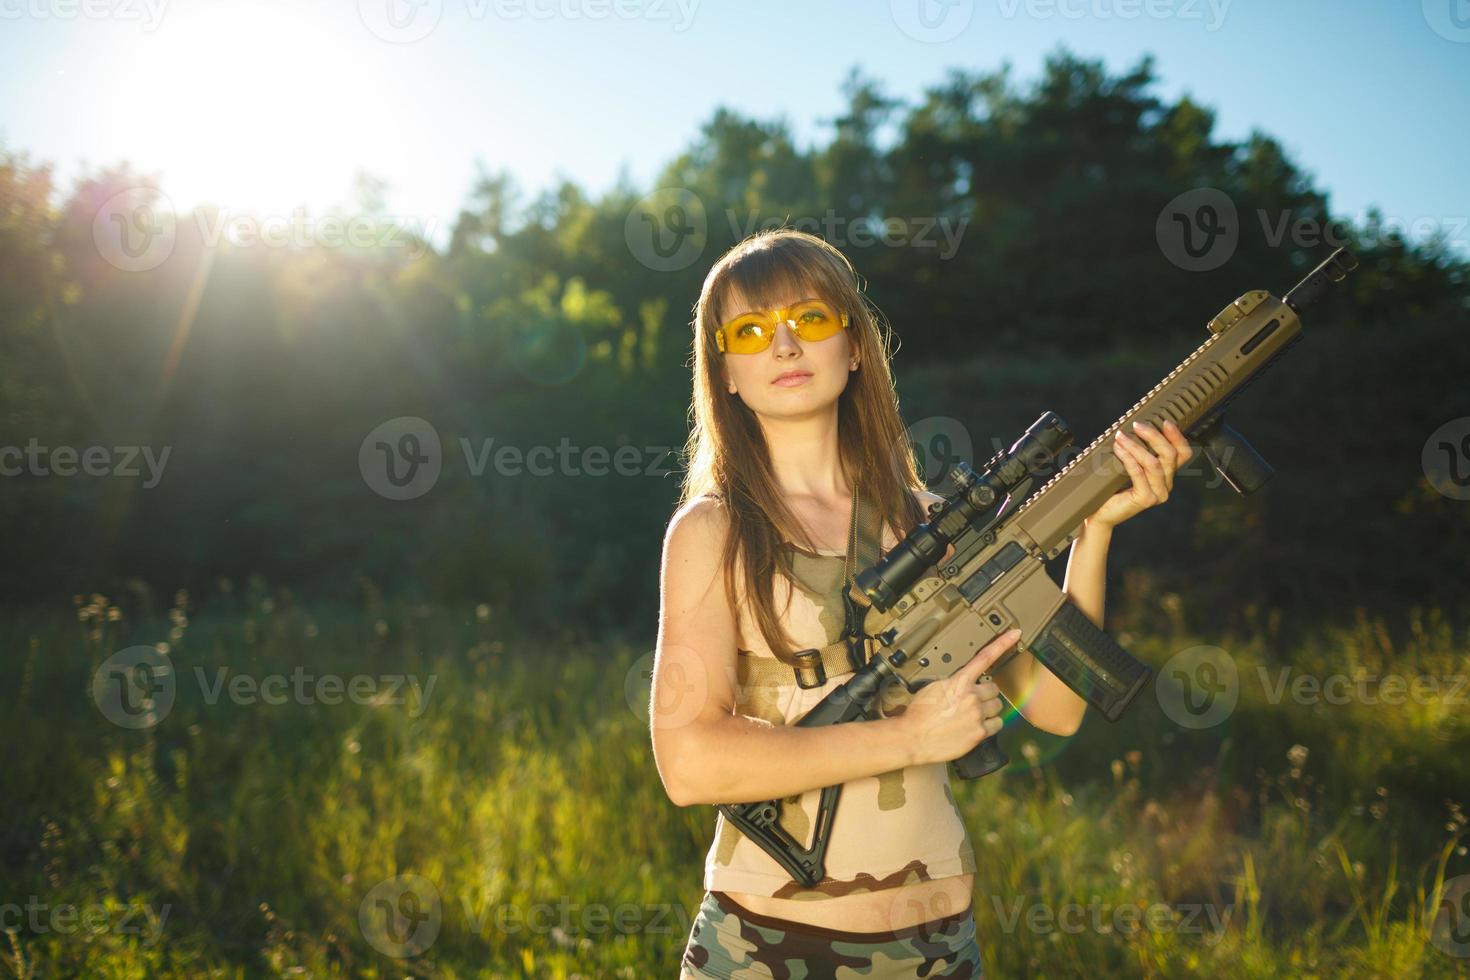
[760,412,847,501]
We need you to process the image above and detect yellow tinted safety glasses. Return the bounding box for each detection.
[716,299,850,354]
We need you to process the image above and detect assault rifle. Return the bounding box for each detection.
[717,247,1359,887]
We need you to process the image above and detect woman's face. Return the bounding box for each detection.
[715,285,859,418]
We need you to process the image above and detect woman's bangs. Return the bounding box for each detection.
[714,248,842,326]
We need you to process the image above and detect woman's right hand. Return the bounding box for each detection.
[892,628,1021,767]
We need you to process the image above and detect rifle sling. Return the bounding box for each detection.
[734,482,890,692]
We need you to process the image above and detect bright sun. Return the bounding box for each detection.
[109,0,396,216]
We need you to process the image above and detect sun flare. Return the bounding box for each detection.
[107,1,398,216]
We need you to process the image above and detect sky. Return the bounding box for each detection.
[2,0,1467,257]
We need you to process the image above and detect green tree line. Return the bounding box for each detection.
[1,47,1466,638]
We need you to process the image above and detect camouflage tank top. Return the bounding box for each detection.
[703,534,977,900]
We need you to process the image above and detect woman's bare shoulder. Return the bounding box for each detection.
[670,491,723,515]
[666,493,729,548]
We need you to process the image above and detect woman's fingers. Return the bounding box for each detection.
[960,628,1021,682]
[1109,417,1202,515]
[1132,420,1195,491]
[1129,422,1172,477]
[1114,433,1155,502]
[1163,419,1194,462]
[1118,428,1168,500]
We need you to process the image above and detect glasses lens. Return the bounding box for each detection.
[724,316,773,354]
[721,300,845,354]
[788,300,843,341]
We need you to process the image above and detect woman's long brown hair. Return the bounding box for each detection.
[678,228,930,666]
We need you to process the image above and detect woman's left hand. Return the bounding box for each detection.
[1086,419,1195,531]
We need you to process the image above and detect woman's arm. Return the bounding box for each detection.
[658,702,921,807]
[650,497,920,807]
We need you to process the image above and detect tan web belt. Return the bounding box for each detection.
[735,641,857,689]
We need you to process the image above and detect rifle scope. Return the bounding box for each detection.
[857,411,1073,610]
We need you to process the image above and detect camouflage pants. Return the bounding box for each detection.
[680,889,983,979]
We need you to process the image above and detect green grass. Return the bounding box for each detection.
[2,580,1468,978]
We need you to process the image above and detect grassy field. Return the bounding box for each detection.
[3,578,1469,978]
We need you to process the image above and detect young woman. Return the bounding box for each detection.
[651,229,1193,977]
